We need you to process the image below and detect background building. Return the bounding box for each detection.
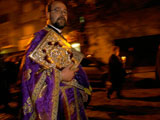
[0,0,160,64]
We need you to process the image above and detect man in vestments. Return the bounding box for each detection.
[21,1,92,120]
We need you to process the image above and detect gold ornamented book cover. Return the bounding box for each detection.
[29,28,84,70]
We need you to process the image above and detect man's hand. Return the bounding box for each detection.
[61,64,79,82]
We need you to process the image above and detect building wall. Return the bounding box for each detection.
[0,0,160,64]
[0,0,46,50]
[85,6,160,63]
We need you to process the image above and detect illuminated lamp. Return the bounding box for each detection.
[121,56,126,63]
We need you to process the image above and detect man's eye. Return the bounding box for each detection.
[63,11,67,15]
[54,8,60,12]
[51,8,67,15]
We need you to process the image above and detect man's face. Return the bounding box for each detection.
[49,2,67,29]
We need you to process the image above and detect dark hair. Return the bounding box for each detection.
[47,0,67,12]
[47,1,52,12]
[113,46,120,52]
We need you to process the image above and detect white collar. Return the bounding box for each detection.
[48,24,62,33]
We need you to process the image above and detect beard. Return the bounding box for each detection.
[53,17,67,29]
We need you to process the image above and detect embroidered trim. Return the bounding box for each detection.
[38,82,47,99]
[23,69,32,81]
[74,88,81,120]
[61,87,71,120]
[62,79,84,90]
[29,70,47,120]
[69,102,75,116]
[32,70,47,103]
[62,79,92,95]
[60,86,73,89]
[84,88,91,95]
[46,68,52,77]
[23,97,33,115]
[51,69,60,120]
[89,85,92,92]
[29,112,36,120]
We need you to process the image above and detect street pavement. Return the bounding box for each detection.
[86,66,160,120]
[0,66,160,120]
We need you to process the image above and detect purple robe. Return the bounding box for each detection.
[21,28,91,120]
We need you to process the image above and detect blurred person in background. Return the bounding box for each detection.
[5,56,20,84]
[0,54,10,110]
[107,46,126,99]
[21,1,91,120]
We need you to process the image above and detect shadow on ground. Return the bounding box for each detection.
[135,78,160,88]
[87,104,160,120]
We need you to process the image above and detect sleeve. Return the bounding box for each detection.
[75,65,92,95]
[21,31,56,120]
